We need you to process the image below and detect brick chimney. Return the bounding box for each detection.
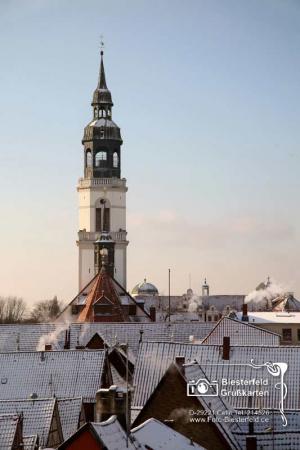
[222,336,230,360]
[242,304,249,322]
[149,306,156,322]
[95,385,131,430]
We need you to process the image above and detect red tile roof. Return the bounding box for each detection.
[77,267,128,323]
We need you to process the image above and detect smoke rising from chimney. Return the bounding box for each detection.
[245,278,287,308]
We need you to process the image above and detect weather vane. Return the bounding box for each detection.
[100,35,105,54]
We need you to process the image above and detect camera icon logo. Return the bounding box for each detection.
[187,378,219,396]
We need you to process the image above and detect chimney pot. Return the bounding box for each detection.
[222,336,230,360]
[149,306,156,322]
[242,304,249,322]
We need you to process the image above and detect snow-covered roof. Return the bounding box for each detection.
[0,323,66,352]
[202,316,280,345]
[202,295,245,309]
[70,322,214,357]
[91,416,140,450]
[57,398,83,441]
[0,398,55,447]
[0,350,105,402]
[0,414,19,450]
[131,417,206,450]
[235,311,300,323]
[133,341,300,411]
[23,434,39,450]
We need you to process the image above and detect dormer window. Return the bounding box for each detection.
[100,129,105,138]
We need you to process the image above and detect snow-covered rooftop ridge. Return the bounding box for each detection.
[91,415,140,450]
[202,316,280,345]
[70,322,214,356]
[131,417,206,450]
[0,350,105,403]
[235,311,300,323]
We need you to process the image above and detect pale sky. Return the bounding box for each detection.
[0,0,300,305]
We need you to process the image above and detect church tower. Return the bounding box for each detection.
[77,50,128,290]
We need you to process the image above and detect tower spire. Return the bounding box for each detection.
[92,43,113,109]
[98,49,108,90]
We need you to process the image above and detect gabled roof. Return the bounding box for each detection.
[0,414,20,450]
[91,416,139,449]
[0,350,105,403]
[0,398,56,447]
[201,316,280,345]
[57,398,84,441]
[59,267,151,323]
[77,267,128,322]
[133,341,300,411]
[58,416,142,450]
[132,362,240,450]
[70,322,214,358]
[131,417,206,450]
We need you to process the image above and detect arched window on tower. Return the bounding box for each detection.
[113,152,119,168]
[86,150,92,168]
[95,151,107,167]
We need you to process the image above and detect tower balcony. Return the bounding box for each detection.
[77,177,127,190]
[77,229,128,244]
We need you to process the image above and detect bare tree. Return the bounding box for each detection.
[0,296,26,324]
[30,296,62,323]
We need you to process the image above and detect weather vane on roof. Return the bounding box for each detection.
[100,35,105,55]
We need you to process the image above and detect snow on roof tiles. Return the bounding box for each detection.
[133,342,300,411]
[0,350,105,402]
[0,398,55,447]
[91,416,138,450]
[70,322,214,357]
[131,417,206,450]
[23,434,39,450]
[236,311,300,323]
[0,414,19,450]
[202,317,280,345]
[0,323,66,352]
[57,398,83,441]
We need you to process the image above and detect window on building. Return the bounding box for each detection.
[96,207,110,232]
[207,316,212,322]
[298,329,300,341]
[282,328,292,342]
[113,152,119,168]
[86,150,92,167]
[95,151,107,167]
[214,315,219,322]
